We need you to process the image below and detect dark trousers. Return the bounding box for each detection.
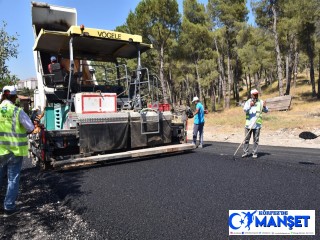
[193,123,204,145]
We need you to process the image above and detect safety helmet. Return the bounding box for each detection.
[50,56,57,62]
[192,96,199,102]
[251,89,259,95]
[2,85,17,95]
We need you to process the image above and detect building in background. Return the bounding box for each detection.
[17,78,38,113]
[17,77,38,90]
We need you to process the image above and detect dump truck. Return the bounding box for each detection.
[29,2,194,170]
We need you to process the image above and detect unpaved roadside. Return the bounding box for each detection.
[188,126,320,149]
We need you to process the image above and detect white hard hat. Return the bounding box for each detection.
[2,85,17,95]
[192,96,199,102]
[251,89,259,95]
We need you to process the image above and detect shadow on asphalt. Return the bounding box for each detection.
[256,152,271,157]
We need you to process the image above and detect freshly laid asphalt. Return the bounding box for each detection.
[49,142,320,239]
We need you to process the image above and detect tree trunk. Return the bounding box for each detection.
[285,55,289,92]
[225,28,233,109]
[203,95,207,110]
[318,50,320,99]
[285,35,294,95]
[234,56,240,104]
[264,69,270,86]
[159,44,169,103]
[179,82,182,105]
[272,4,284,96]
[185,75,191,106]
[167,68,174,106]
[195,61,202,102]
[226,49,231,109]
[254,73,260,92]
[248,73,252,98]
[258,67,263,94]
[293,45,299,88]
[214,37,226,107]
[244,72,249,95]
[211,82,216,112]
[306,36,316,97]
[218,74,222,104]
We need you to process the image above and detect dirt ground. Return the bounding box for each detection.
[187,126,320,149]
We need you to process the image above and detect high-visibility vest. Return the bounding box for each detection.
[0,103,28,156]
[245,100,263,126]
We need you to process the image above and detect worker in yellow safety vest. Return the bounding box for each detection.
[0,86,34,217]
[242,89,268,159]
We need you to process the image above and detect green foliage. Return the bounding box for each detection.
[179,0,212,63]
[131,0,181,46]
[0,21,19,88]
[237,26,274,74]
[199,57,219,89]
[208,0,248,28]
[114,0,320,107]
[184,0,208,25]
[124,0,182,103]
[252,0,274,29]
[179,16,212,61]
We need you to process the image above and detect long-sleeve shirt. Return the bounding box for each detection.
[1,100,34,133]
[243,98,268,129]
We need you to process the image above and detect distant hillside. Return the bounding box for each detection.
[205,75,320,131]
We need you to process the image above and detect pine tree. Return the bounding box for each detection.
[125,0,181,104]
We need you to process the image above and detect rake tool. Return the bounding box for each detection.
[233,97,268,161]
[233,116,259,161]
[233,97,266,161]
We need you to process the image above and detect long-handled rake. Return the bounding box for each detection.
[233,99,266,160]
[233,117,258,161]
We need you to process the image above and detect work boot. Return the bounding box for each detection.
[3,208,21,218]
[252,153,258,159]
[242,152,250,158]
[198,144,203,148]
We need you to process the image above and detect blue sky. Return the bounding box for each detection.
[0,0,254,81]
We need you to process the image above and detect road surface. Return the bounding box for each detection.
[1,142,319,239]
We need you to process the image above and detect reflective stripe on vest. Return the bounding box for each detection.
[245,100,263,126]
[0,103,28,156]
[0,132,27,138]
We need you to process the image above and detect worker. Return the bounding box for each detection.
[192,96,205,148]
[48,55,68,73]
[48,56,58,73]
[0,86,34,217]
[30,107,44,134]
[242,89,268,158]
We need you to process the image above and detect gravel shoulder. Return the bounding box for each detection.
[188,126,320,149]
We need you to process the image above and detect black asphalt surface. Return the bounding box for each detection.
[47,142,320,240]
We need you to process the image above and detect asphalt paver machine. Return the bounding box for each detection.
[29,2,194,169]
